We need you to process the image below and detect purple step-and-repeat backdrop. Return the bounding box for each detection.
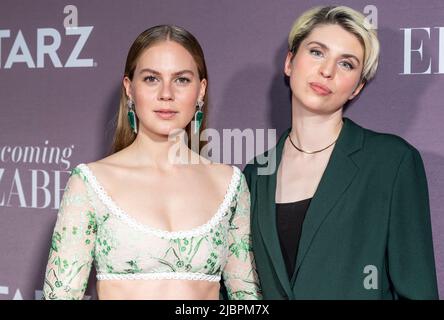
[0,0,443,299]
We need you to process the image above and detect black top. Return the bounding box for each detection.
[276,198,311,279]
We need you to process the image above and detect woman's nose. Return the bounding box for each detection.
[319,59,336,79]
[159,83,174,101]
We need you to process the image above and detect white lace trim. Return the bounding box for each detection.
[96,272,221,282]
[76,163,241,239]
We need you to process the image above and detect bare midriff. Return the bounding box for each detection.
[97,279,220,300]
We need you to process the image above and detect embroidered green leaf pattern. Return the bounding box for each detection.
[124,260,143,273]
[42,166,261,300]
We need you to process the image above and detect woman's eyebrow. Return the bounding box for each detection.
[139,68,195,76]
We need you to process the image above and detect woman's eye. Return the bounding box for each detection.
[309,49,323,57]
[339,61,354,70]
[175,77,191,84]
[144,75,158,82]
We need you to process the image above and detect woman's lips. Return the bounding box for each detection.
[154,109,178,120]
[309,82,332,96]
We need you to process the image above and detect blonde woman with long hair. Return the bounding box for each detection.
[42,25,261,300]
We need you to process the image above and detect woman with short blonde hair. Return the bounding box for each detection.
[246,6,438,299]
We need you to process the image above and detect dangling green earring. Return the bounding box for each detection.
[194,100,204,134]
[127,99,138,134]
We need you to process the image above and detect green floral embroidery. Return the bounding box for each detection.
[43,165,262,300]
[124,260,143,273]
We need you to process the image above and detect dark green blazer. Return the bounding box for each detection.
[244,118,438,299]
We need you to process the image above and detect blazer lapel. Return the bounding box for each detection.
[291,118,364,286]
[256,128,293,297]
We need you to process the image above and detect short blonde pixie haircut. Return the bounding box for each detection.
[288,5,379,83]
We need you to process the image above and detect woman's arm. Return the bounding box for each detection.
[388,147,438,299]
[222,172,262,300]
[42,167,97,300]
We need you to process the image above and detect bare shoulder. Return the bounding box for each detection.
[205,162,237,188]
[84,151,129,181]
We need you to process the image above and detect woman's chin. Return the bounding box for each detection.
[147,125,189,139]
[297,100,342,115]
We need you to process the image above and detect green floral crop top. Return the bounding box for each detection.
[42,164,261,300]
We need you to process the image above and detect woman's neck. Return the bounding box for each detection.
[289,106,343,154]
[125,127,195,169]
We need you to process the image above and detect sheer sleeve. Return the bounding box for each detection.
[222,172,262,300]
[42,167,97,300]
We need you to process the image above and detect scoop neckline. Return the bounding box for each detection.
[76,163,240,238]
